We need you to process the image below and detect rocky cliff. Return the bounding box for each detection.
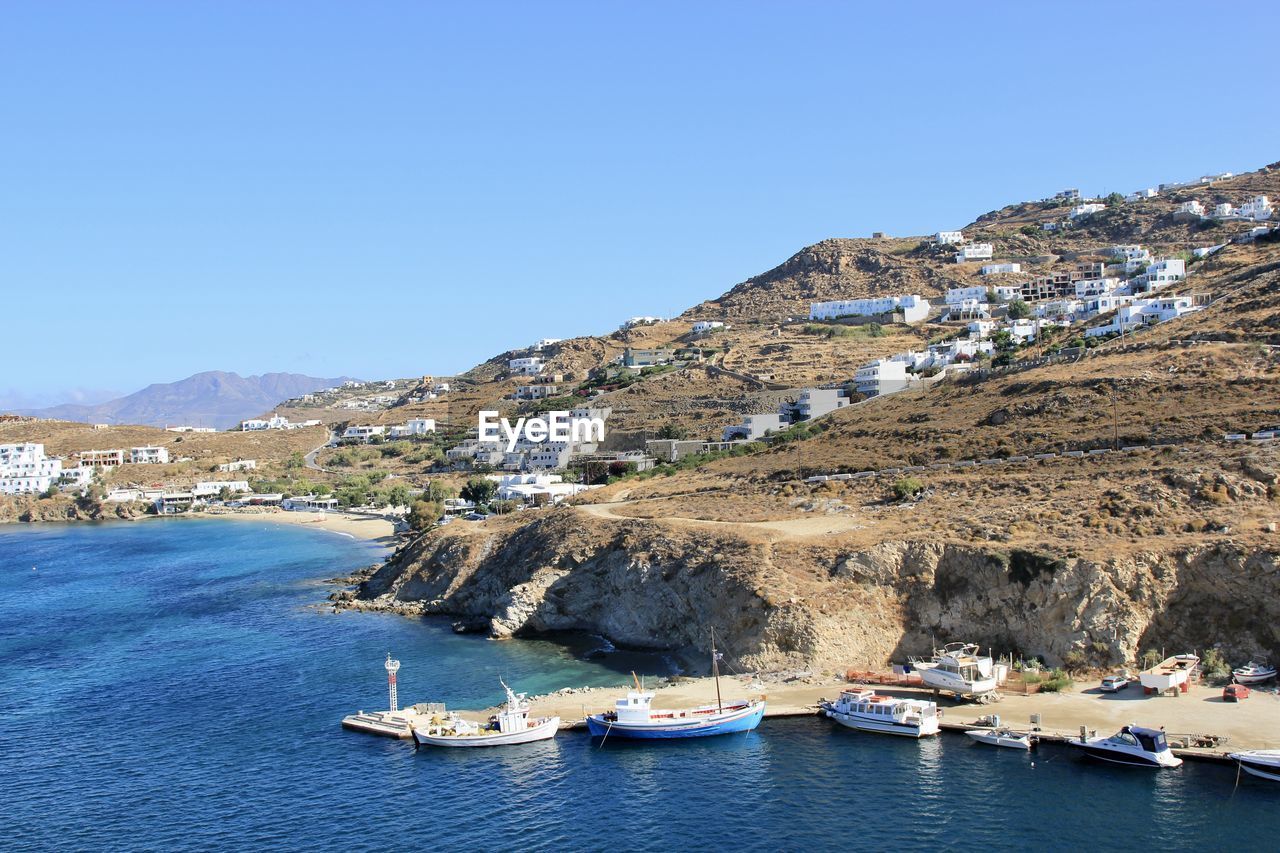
[342,509,1280,671]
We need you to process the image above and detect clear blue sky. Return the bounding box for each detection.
[3,1,1277,407]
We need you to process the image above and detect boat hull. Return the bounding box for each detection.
[964,730,1032,750]
[413,716,560,748]
[1068,742,1180,768]
[1232,671,1277,685]
[823,707,939,738]
[586,701,764,739]
[1231,752,1280,782]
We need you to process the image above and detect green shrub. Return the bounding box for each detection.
[892,477,924,501]
[1140,649,1162,670]
[1200,648,1231,681]
[1039,669,1073,692]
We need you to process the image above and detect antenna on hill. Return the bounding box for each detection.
[711,627,723,714]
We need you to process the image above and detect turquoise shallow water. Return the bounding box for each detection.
[1,519,1276,852]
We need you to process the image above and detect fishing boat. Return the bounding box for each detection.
[412,681,559,748]
[964,728,1034,750]
[585,633,765,740]
[1228,750,1280,782]
[911,642,998,698]
[1232,661,1277,685]
[1067,725,1182,768]
[1138,653,1199,694]
[820,688,940,738]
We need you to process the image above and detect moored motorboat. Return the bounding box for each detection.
[585,633,766,740]
[820,688,940,738]
[1232,661,1277,685]
[1068,725,1182,768]
[412,681,559,748]
[1229,750,1280,782]
[964,728,1034,750]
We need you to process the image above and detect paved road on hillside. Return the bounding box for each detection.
[304,430,335,472]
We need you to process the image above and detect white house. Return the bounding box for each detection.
[1213,202,1236,218]
[508,356,545,375]
[1086,296,1202,337]
[130,446,170,465]
[1125,188,1158,202]
[1193,244,1226,259]
[1143,258,1186,289]
[991,285,1020,303]
[1074,277,1120,298]
[240,413,297,431]
[980,263,1021,275]
[388,418,436,437]
[1036,298,1085,320]
[342,425,386,443]
[945,286,989,305]
[792,388,850,420]
[692,320,725,334]
[79,449,126,468]
[1178,200,1205,217]
[432,382,451,394]
[1068,203,1106,220]
[723,412,787,442]
[532,338,562,351]
[495,473,588,505]
[1052,189,1081,201]
[192,480,251,498]
[282,495,340,512]
[954,243,994,263]
[934,231,965,245]
[0,443,65,495]
[1239,195,1273,221]
[809,295,930,325]
[620,316,663,330]
[218,459,257,472]
[855,358,915,398]
[967,319,996,338]
[515,384,560,401]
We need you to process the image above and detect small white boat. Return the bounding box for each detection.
[1232,661,1277,685]
[1138,654,1198,694]
[964,728,1034,750]
[1229,749,1280,782]
[820,688,940,738]
[412,681,559,748]
[1068,725,1182,768]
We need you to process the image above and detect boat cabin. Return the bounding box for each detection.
[613,690,656,723]
[1112,726,1170,753]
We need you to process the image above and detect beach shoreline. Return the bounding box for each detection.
[195,508,401,545]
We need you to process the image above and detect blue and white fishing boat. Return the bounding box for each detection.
[585,634,765,740]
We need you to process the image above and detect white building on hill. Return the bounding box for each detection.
[0,443,64,494]
[809,295,930,324]
[945,286,989,305]
[954,243,993,263]
[509,356,545,375]
[980,263,1021,275]
[692,320,725,334]
[388,418,436,437]
[1086,296,1203,337]
[723,412,787,442]
[855,358,915,399]
[130,446,170,465]
[342,425,386,443]
[934,231,965,245]
[1069,203,1106,220]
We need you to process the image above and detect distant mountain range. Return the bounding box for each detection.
[12,371,355,430]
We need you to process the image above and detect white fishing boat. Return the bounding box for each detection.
[820,688,940,738]
[1232,661,1277,685]
[1138,653,1199,694]
[1068,725,1182,768]
[964,728,1034,750]
[412,681,559,748]
[585,634,765,740]
[911,642,998,698]
[1229,750,1280,782]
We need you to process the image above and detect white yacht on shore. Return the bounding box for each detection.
[912,643,998,697]
[820,688,940,738]
[412,681,559,748]
[1231,661,1277,685]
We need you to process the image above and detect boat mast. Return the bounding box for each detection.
[711,628,723,713]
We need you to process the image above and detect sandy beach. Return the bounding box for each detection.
[462,673,1280,752]
[196,508,401,544]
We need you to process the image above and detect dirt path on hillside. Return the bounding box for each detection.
[575,500,866,541]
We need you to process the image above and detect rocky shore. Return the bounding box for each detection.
[334,507,1280,672]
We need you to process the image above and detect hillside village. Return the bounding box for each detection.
[4,163,1279,527]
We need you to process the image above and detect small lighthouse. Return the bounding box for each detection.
[385,653,401,713]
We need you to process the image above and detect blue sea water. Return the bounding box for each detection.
[1,519,1276,852]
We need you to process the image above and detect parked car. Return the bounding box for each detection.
[1100,674,1132,693]
[1223,684,1251,702]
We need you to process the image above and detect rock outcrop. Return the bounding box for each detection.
[345,509,1280,671]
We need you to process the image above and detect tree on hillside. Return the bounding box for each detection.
[1006,299,1032,320]
[656,423,688,440]
[406,499,444,530]
[460,476,496,506]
